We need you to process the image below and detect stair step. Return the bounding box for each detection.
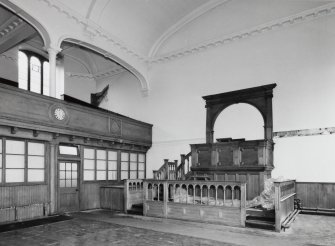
[127,209,143,215]
[245,219,275,230]
[246,215,275,222]
[131,203,143,209]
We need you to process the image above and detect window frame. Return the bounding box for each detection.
[120,152,146,180]
[18,50,49,95]
[0,137,48,186]
[82,147,119,183]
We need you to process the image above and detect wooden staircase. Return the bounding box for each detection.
[245,206,275,230]
[153,152,192,180]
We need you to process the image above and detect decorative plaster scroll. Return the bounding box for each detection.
[66,66,126,80]
[151,3,335,63]
[37,0,146,61]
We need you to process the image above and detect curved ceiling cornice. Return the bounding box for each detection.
[149,0,231,58]
[38,0,146,61]
[151,2,335,64]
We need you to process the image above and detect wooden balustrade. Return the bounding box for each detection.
[143,180,246,227]
[274,180,296,232]
[154,152,192,181]
[124,179,144,213]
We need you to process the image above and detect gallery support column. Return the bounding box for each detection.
[47,47,60,98]
[49,143,57,215]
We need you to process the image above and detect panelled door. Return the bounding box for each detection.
[58,161,79,212]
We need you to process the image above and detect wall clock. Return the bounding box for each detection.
[54,108,66,121]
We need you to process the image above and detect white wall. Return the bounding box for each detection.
[0,48,18,82]
[103,14,335,181]
[64,56,96,103]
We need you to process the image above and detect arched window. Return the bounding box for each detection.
[18,50,50,96]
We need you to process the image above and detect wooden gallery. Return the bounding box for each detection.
[0,82,152,218]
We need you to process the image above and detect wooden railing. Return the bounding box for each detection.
[153,152,192,180]
[274,180,296,232]
[143,180,246,227]
[124,179,144,213]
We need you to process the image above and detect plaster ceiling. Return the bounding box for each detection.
[1,0,335,83]
[55,0,334,57]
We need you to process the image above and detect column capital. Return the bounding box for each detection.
[45,46,62,55]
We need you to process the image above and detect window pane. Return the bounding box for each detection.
[97,160,106,170]
[84,170,94,180]
[138,154,145,162]
[28,142,44,155]
[72,171,77,179]
[0,154,2,168]
[60,162,66,170]
[72,180,77,187]
[130,153,137,162]
[59,180,65,187]
[0,169,2,183]
[6,155,24,168]
[108,151,117,160]
[59,171,65,179]
[121,152,129,161]
[121,171,128,180]
[30,56,41,93]
[43,62,50,96]
[72,163,77,170]
[108,161,117,170]
[59,145,78,155]
[0,139,2,153]
[66,171,71,179]
[66,180,72,187]
[28,156,44,168]
[130,171,137,179]
[28,169,44,182]
[84,159,95,170]
[138,171,144,179]
[6,140,25,154]
[121,162,128,171]
[84,148,95,159]
[138,163,145,171]
[108,171,117,180]
[18,51,28,90]
[97,150,106,160]
[6,169,24,182]
[130,162,137,171]
[97,170,106,180]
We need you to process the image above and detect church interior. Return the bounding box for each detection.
[0,0,335,245]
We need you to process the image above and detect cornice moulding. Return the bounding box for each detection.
[150,2,335,64]
[37,0,146,62]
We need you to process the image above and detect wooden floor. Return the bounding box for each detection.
[0,210,334,245]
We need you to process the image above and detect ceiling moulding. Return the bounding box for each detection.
[65,67,127,81]
[38,0,146,62]
[0,16,24,38]
[150,2,335,64]
[65,72,93,79]
[149,0,231,58]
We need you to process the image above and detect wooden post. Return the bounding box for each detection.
[174,160,178,180]
[143,181,148,216]
[164,159,169,179]
[49,143,56,215]
[274,182,281,232]
[240,183,246,227]
[124,179,129,214]
[164,181,168,218]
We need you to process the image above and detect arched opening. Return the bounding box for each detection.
[214,103,264,141]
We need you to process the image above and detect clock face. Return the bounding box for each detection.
[54,108,66,121]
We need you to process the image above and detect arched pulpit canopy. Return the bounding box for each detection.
[203,83,277,143]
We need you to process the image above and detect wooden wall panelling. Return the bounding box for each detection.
[296,182,335,209]
[80,183,101,210]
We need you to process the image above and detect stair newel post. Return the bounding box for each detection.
[174,160,178,180]
[181,154,186,179]
[164,159,169,180]
[153,171,158,180]
[274,181,281,232]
